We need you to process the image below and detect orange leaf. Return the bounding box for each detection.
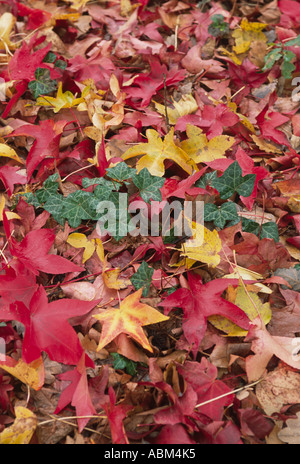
[94,289,169,352]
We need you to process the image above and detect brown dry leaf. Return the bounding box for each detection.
[256,367,300,416]
[278,412,300,444]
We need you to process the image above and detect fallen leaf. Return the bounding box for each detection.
[278,411,300,444]
[180,124,235,164]
[180,219,222,268]
[0,356,44,391]
[0,406,37,444]
[255,367,300,416]
[94,288,169,352]
[208,283,271,336]
[122,128,193,177]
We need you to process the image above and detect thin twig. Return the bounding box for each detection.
[162,73,170,132]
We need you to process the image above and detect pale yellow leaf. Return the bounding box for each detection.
[154,94,198,125]
[0,407,37,444]
[180,219,222,267]
[208,283,271,336]
[0,13,17,50]
[180,124,235,164]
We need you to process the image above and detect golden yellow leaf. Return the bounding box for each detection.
[0,356,44,391]
[67,233,97,263]
[0,195,21,221]
[102,257,130,290]
[232,18,267,55]
[180,124,235,164]
[154,94,198,125]
[0,13,17,51]
[208,282,271,336]
[0,407,37,444]
[36,82,86,113]
[0,144,22,163]
[180,219,222,268]
[122,128,193,177]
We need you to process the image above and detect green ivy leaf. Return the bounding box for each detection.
[285,35,300,47]
[262,47,283,71]
[43,52,57,63]
[43,193,66,225]
[60,190,98,228]
[132,168,165,203]
[242,218,279,242]
[130,261,154,296]
[281,50,296,79]
[28,68,57,99]
[204,202,239,229]
[106,162,136,184]
[36,173,59,203]
[111,353,138,376]
[212,161,256,199]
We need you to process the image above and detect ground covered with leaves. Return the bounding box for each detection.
[0,0,300,445]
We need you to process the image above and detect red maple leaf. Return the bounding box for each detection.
[3,213,84,276]
[102,387,133,444]
[176,359,234,421]
[0,285,98,365]
[7,119,68,180]
[0,166,27,197]
[125,56,186,108]
[160,272,251,356]
[54,354,97,432]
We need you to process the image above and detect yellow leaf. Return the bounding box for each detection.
[95,238,104,262]
[227,102,255,133]
[154,94,198,125]
[122,127,193,177]
[102,256,130,290]
[0,195,21,221]
[0,144,22,163]
[180,219,222,268]
[62,0,91,9]
[67,233,95,263]
[94,288,169,352]
[208,283,271,336]
[36,82,86,113]
[0,13,17,50]
[0,356,44,391]
[0,407,37,444]
[232,18,267,55]
[180,124,235,164]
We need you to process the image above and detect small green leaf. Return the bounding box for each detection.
[61,190,97,228]
[130,261,154,297]
[106,162,136,184]
[284,35,300,47]
[54,60,67,70]
[36,174,59,203]
[43,52,57,63]
[262,47,283,71]
[204,202,239,229]
[132,168,165,203]
[28,68,57,99]
[111,353,138,376]
[281,50,296,79]
[242,218,279,242]
[212,161,256,199]
[43,193,65,225]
